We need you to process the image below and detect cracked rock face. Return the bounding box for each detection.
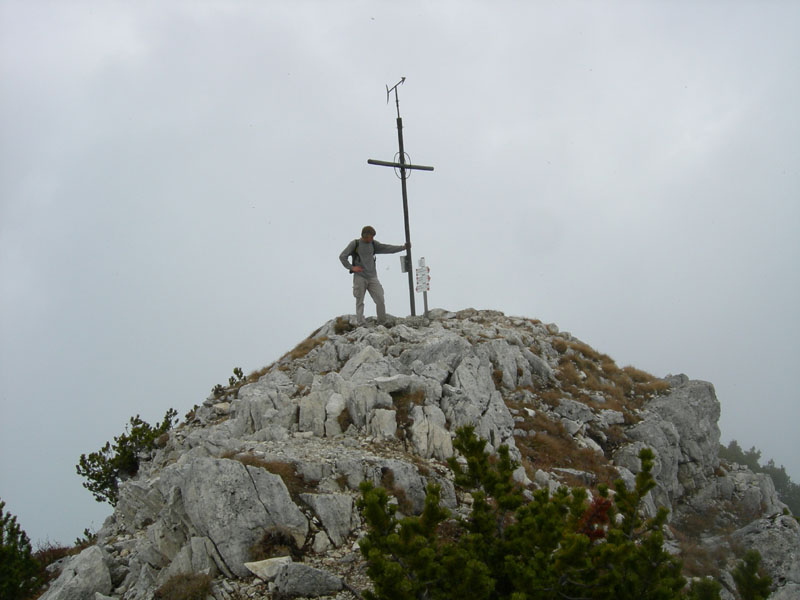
[41,309,800,600]
[180,457,309,577]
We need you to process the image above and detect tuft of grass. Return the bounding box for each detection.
[33,540,75,567]
[227,453,316,501]
[333,316,356,334]
[492,369,504,389]
[262,460,315,501]
[287,336,329,360]
[248,365,270,382]
[557,360,584,388]
[250,527,303,561]
[380,468,414,515]
[677,540,726,579]
[391,389,425,428]
[337,408,353,432]
[154,573,213,600]
[568,340,607,363]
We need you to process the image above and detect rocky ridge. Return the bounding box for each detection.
[42,309,800,600]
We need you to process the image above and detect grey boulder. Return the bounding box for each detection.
[273,562,343,598]
[39,546,112,600]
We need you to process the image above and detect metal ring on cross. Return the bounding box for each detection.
[394,152,412,180]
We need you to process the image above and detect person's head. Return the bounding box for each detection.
[361,225,376,242]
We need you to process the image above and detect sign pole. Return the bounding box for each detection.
[416,257,430,317]
[367,77,434,317]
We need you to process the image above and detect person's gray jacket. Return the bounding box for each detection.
[339,239,405,279]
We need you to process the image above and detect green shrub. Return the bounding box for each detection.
[732,550,771,600]
[76,408,177,505]
[357,426,772,600]
[212,366,248,400]
[1,499,42,600]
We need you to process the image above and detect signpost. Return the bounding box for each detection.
[415,257,431,316]
[368,77,434,316]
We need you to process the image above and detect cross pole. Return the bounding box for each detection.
[367,77,434,316]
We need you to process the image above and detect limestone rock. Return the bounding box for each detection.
[408,404,453,460]
[298,392,326,437]
[39,546,112,600]
[57,310,798,599]
[245,556,293,581]
[340,346,398,382]
[299,493,358,547]
[554,398,595,425]
[273,562,343,598]
[179,457,308,577]
[730,515,800,597]
[367,408,397,439]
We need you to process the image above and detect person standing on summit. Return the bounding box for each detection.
[340,226,409,326]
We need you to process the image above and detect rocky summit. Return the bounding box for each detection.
[42,309,799,600]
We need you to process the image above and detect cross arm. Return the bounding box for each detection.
[367,159,434,172]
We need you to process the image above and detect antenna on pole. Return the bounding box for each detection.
[386,77,406,118]
[368,77,434,316]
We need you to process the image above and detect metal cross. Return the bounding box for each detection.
[367,77,434,316]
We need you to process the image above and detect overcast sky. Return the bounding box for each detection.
[2,1,798,546]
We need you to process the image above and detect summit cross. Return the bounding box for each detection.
[367,77,434,316]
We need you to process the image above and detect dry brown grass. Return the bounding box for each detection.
[669,513,741,580]
[568,340,607,363]
[248,365,270,382]
[261,460,315,500]
[333,316,355,334]
[391,389,425,428]
[154,573,213,600]
[287,336,328,360]
[32,540,80,593]
[514,413,618,488]
[337,408,353,432]
[557,360,584,388]
[380,468,414,514]
[34,541,77,567]
[553,342,671,413]
[492,369,504,388]
[677,539,727,579]
[250,527,303,561]
[537,389,562,408]
[231,454,315,501]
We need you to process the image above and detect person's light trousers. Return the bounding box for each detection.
[353,276,386,323]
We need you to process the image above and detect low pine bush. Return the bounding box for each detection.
[357,426,771,600]
[1,500,42,600]
[76,408,177,505]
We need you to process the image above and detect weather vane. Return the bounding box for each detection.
[367,77,434,316]
[386,77,405,117]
